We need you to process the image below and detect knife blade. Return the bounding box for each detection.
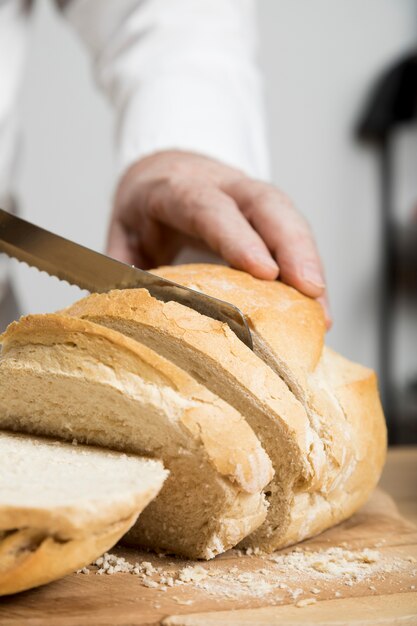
[0,209,253,349]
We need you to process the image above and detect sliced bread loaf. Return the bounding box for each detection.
[150,264,387,548]
[62,262,387,551]
[63,288,322,551]
[0,431,167,595]
[0,314,273,559]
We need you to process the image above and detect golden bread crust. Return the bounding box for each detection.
[0,514,136,596]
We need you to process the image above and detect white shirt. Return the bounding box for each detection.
[0,0,269,323]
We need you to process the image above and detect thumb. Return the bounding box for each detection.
[106,218,138,266]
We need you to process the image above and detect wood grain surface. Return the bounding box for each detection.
[1,449,416,626]
[163,593,417,625]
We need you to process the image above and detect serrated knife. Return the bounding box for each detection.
[0,209,252,349]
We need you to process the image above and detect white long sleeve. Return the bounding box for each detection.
[0,0,32,325]
[0,0,31,204]
[59,0,270,180]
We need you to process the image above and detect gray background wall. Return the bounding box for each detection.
[11,0,417,381]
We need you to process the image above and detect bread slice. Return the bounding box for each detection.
[62,289,322,551]
[148,264,387,547]
[0,314,273,559]
[0,431,167,595]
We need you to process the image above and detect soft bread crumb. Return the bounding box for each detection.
[143,579,159,589]
[245,546,262,556]
[77,546,412,600]
[178,566,208,583]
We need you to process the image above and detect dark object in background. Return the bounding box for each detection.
[357,52,417,139]
[357,51,417,445]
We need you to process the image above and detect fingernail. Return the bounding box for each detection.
[251,251,278,271]
[302,263,326,289]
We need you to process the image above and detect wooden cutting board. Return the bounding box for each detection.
[1,487,416,626]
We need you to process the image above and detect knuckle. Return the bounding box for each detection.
[167,176,213,208]
[166,158,194,179]
[294,219,315,243]
[293,222,314,242]
[242,183,296,218]
[188,200,213,235]
[251,191,274,214]
[166,174,189,198]
[273,230,314,260]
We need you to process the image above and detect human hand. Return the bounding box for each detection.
[107,150,331,326]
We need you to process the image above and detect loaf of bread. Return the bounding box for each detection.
[0,431,167,595]
[64,264,387,551]
[0,263,386,560]
[0,314,273,559]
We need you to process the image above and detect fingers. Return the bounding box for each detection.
[149,182,279,280]
[225,180,326,299]
[106,218,148,268]
[108,176,175,268]
[106,218,134,264]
